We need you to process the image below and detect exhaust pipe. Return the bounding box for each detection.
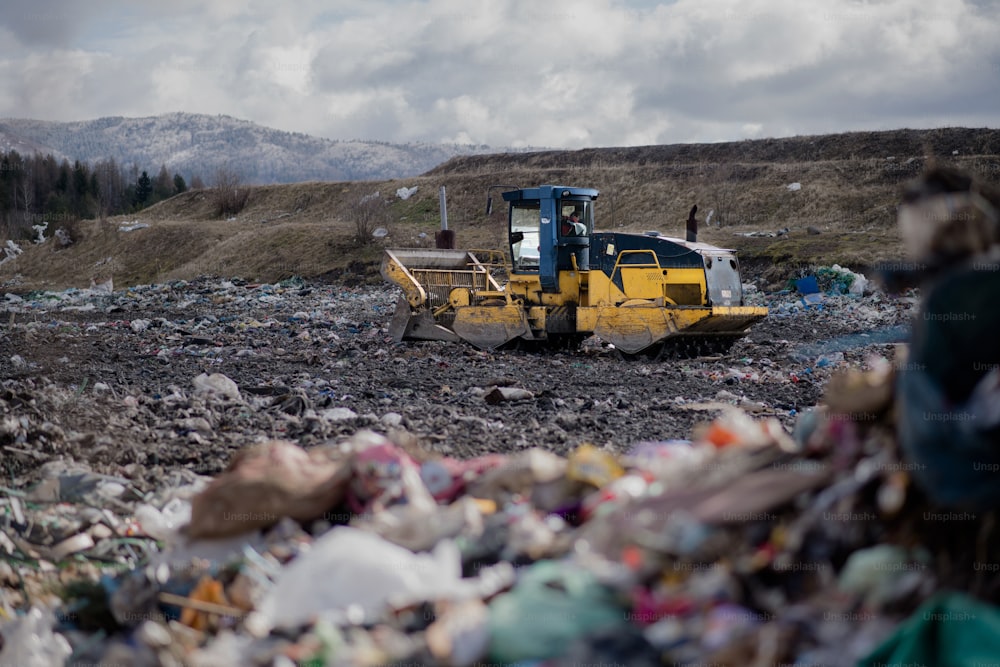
[686,204,698,243]
[435,186,455,249]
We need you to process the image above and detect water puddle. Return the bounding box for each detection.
[793,323,910,361]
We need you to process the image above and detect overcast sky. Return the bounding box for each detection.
[1,0,998,148]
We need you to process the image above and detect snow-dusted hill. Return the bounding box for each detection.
[0,113,503,183]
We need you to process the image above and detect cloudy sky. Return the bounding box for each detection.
[1,0,997,148]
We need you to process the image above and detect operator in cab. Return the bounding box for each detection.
[561,211,586,236]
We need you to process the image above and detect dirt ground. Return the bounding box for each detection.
[0,272,916,493]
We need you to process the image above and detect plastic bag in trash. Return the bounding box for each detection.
[487,559,629,664]
[134,497,192,540]
[0,607,72,667]
[801,292,825,308]
[814,351,844,368]
[794,275,819,294]
[816,265,860,295]
[849,271,869,295]
[192,372,242,401]
[257,527,477,630]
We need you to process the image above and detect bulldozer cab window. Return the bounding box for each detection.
[510,201,541,272]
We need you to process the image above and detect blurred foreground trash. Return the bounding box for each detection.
[487,559,631,664]
[188,439,350,538]
[2,389,999,666]
[348,437,429,514]
[0,607,72,667]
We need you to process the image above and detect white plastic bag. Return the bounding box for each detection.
[0,607,72,667]
[192,373,242,401]
[258,527,476,629]
[135,497,192,540]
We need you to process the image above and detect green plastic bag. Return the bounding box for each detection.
[858,591,1000,667]
[488,559,628,664]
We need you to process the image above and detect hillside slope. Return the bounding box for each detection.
[1,127,998,292]
[429,127,1000,172]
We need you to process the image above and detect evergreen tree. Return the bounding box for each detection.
[55,159,71,194]
[89,172,100,200]
[134,170,153,208]
[45,190,70,218]
[0,152,15,213]
[173,173,187,193]
[39,155,58,198]
[72,160,90,217]
[72,160,88,199]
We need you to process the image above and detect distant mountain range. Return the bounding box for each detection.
[0,112,506,184]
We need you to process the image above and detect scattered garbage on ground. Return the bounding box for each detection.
[1,231,997,662]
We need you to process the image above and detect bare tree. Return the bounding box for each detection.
[703,162,740,227]
[350,192,391,246]
[211,165,250,218]
[94,158,123,222]
[12,164,34,239]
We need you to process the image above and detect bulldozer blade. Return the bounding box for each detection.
[389,295,412,342]
[594,304,765,355]
[389,296,461,343]
[452,305,530,351]
[594,305,716,355]
[685,306,769,333]
[593,307,677,355]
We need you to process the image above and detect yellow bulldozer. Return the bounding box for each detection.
[381,184,767,357]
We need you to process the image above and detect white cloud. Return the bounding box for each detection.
[0,0,997,148]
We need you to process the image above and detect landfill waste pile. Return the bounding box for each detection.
[0,271,913,479]
[1,175,999,663]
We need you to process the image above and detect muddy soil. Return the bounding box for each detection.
[0,277,916,492]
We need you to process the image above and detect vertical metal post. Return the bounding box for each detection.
[439,186,448,231]
[435,186,455,248]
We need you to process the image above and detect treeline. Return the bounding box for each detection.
[0,149,204,239]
